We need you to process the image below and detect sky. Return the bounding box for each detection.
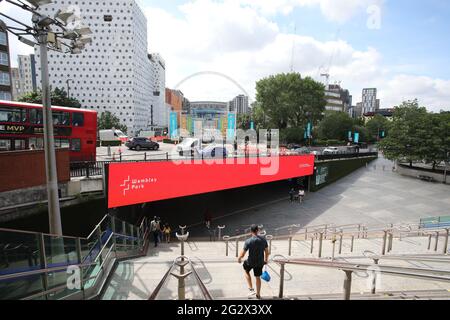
[2,0,450,112]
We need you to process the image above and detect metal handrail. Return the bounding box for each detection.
[273,257,450,299]
[149,256,213,300]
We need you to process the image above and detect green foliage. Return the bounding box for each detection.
[19,87,82,108]
[237,114,252,130]
[365,114,389,142]
[255,72,326,131]
[317,111,354,141]
[98,111,128,134]
[379,99,450,167]
[280,127,306,144]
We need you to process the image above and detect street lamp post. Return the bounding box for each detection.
[1,0,92,236]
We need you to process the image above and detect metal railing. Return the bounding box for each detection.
[148,256,212,300]
[70,151,378,178]
[273,256,450,300]
[0,215,149,300]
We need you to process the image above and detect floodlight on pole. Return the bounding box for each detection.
[18,35,37,47]
[74,25,92,36]
[78,36,92,45]
[25,0,53,8]
[62,30,78,40]
[0,19,7,30]
[54,8,75,25]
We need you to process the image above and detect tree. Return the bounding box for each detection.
[98,111,128,134]
[19,87,82,108]
[379,100,431,167]
[237,114,252,130]
[317,111,354,141]
[365,114,389,142]
[255,73,326,131]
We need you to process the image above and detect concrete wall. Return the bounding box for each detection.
[0,149,70,192]
[310,156,378,192]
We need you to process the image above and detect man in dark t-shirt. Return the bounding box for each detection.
[238,225,269,299]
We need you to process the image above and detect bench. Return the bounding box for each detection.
[418,175,435,182]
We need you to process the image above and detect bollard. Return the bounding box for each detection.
[350,235,355,253]
[218,226,225,242]
[278,263,285,299]
[343,270,353,300]
[388,232,394,252]
[443,229,449,255]
[224,236,230,256]
[371,259,380,294]
[381,230,388,256]
[288,236,293,256]
[235,239,239,258]
[305,228,308,240]
[332,238,336,261]
[266,235,273,255]
[339,232,343,255]
[435,232,440,252]
[428,234,432,250]
[358,224,361,239]
[318,232,323,258]
[179,225,187,235]
[310,237,314,254]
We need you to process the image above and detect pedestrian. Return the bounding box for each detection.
[150,216,161,247]
[205,210,212,229]
[163,223,172,243]
[237,225,269,300]
[298,189,305,203]
[289,188,295,202]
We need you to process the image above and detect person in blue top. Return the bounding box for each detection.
[238,225,270,299]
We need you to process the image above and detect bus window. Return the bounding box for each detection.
[29,137,44,150]
[53,112,70,126]
[0,108,25,123]
[30,109,43,124]
[71,139,81,152]
[14,139,27,151]
[72,113,84,127]
[0,139,11,151]
[55,138,70,149]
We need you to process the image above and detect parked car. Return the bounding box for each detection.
[126,137,159,151]
[195,145,228,158]
[323,147,340,155]
[176,138,200,156]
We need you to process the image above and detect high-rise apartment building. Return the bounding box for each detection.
[148,53,167,127]
[229,95,249,114]
[18,55,37,95]
[362,88,379,114]
[36,0,154,135]
[0,24,12,101]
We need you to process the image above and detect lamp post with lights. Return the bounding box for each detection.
[0,0,92,236]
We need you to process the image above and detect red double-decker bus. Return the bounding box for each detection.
[0,100,97,162]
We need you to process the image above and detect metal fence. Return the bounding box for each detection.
[70,151,379,178]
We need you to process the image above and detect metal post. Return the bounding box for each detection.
[218,226,225,242]
[332,239,336,260]
[122,221,127,246]
[75,237,85,299]
[235,239,239,258]
[288,236,293,256]
[224,236,229,256]
[388,232,393,252]
[339,232,343,255]
[318,232,323,258]
[305,228,308,240]
[171,271,192,300]
[179,225,187,235]
[381,230,387,256]
[111,217,117,254]
[427,234,432,250]
[443,229,449,254]
[166,152,169,161]
[278,263,285,299]
[435,231,440,252]
[350,235,355,253]
[39,33,62,236]
[371,259,380,294]
[144,152,147,161]
[38,233,49,300]
[343,270,353,300]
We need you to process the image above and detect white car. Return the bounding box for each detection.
[323,147,340,155]
[176,138,200,156]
